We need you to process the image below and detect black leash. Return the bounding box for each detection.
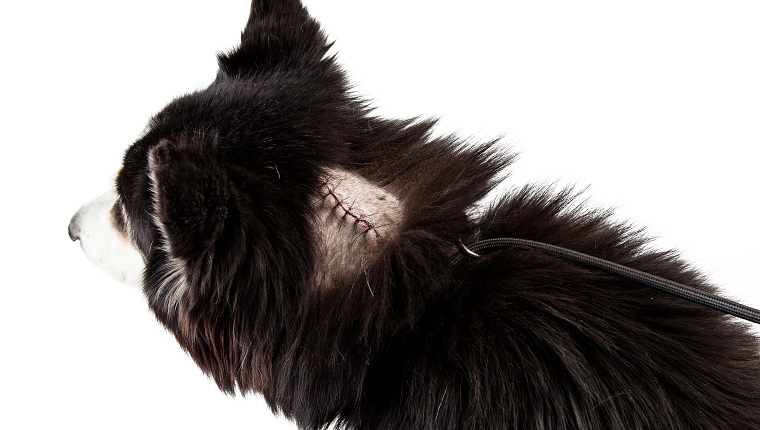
[454,237,760,325]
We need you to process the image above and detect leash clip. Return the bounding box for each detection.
[458,239,481,258]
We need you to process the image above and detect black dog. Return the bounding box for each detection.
[69,1,760,428]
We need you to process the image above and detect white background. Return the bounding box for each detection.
[1,1,759,428]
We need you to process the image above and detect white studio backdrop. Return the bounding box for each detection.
[1,1,758,429]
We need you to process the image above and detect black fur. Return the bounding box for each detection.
[113,1,760,428]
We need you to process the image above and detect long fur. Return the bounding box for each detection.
[110,1,760,428]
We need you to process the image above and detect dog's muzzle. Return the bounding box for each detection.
[69,191,145,285]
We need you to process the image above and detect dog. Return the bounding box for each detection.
[68,1,760,428]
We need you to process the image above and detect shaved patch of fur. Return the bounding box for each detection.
[314,168,402,289]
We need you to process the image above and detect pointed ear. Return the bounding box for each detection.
[217,0,330,78]
[148,140,233,259]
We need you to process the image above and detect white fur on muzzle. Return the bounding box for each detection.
[69,190,145,285]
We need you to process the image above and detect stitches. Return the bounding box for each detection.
[321,179,381,242]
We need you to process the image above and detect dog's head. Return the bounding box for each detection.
[68,0,372,389]
[69,0,502,398]
[67,0,458,392]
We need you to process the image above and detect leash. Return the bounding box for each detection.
[454,237,760,325]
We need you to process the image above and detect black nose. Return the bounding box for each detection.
[68,214,80,242]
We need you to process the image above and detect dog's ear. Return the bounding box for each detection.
[218,0,330,78]
[148,140,233,260]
